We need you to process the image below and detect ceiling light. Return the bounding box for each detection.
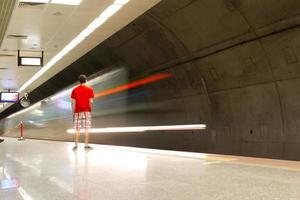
[69,37,85,48]
[100,4,123,18]
[18,50,43,67]
[19,0,49,3]
[20,57,41,66]
[87,17,107,30]
[50,0,81,5]
[78,28,94,38]
[114,0,130,5]
[17,0,127,94]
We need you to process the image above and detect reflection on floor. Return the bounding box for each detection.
[0,137,300,200]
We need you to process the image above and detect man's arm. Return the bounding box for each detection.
[90,88,94,111]
[89,99,93,111]
[71,99,76,113]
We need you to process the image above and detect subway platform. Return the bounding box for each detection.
[0,137,300,200]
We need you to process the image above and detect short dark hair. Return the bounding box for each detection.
[78,74,87,83]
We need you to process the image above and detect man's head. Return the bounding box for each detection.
[78,74,87,84]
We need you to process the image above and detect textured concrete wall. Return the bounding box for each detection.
[100,0,300,160]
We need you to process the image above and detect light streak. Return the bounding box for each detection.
[67,124,206,133]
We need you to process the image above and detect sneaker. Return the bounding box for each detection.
[72,146,78,150]
[84,145,93,150]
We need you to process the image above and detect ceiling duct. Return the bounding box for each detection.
[7,34,28,39]
[18,2,46,8]
[0,54,15,57]
[0,0,17,47]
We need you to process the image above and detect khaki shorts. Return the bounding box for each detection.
[73,112,91,130]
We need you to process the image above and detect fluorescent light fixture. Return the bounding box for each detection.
[67,124,207,134]
[17,0,130,94]
[21,57,41,66]
[100,4,123,18]
[114,0,130,5]
[55,37,84,57]
[78,28,94,38]
[69,36,85,47]
[19,0,49,3]
[87,17,107,30]
[51,0,81,5]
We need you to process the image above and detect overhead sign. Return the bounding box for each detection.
[0,92,19,103]
[18,50,43,67]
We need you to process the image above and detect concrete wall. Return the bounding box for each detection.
[100,0,300,160]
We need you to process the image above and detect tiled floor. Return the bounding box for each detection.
[0,137,300,200]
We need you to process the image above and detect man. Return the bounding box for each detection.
[71,74,94,150]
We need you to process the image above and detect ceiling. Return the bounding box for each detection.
[0,0,161,110]
[0,0,16,47]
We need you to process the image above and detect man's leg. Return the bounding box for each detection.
[84,112,92,149]
[84,129,89,147]
[84,130,92,149]
[73,113,80,150]
[74,130,80,147]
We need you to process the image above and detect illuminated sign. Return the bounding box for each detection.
[18,50,43,67]
[0,92,19,103]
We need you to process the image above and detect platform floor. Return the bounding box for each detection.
[0,138,300,200]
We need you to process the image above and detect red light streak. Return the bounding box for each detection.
[95,73,172,98]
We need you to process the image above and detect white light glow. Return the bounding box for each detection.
[50,88,73,101]
[100,4,123,18]
[114,146,209,160]
[68,37,85,48]
[19,0,49,3]
[7,102,41,119]
[51,0,81,5]
[87,17,107,30]
[49,177,73,193]
[33,109,44,116]
[21,57,41,66]
[18,187,34,200]
[56,37,84,58]
[114,0,130,5]
[4,168,34,200]
[16,0,130,94]
[67,144,147,170]
[67,124,207,134]
[93,150,147,170]
[78,28,94,38]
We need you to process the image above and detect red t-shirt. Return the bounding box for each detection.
[71,84,94,113]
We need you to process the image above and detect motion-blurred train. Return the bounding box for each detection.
[0,68,206,149]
